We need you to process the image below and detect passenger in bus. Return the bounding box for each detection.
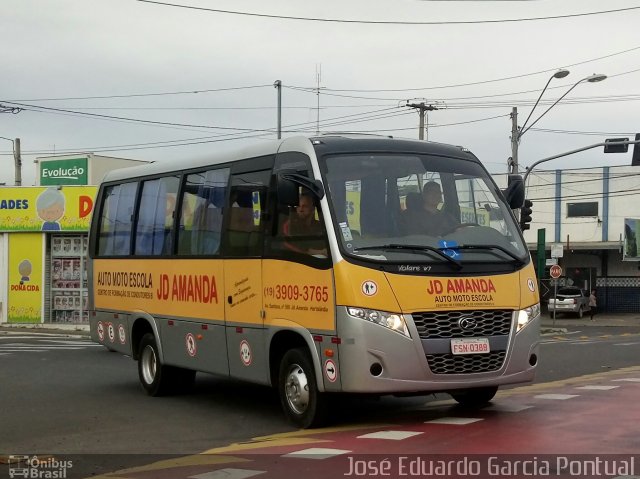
[283,193,327,256]
[403,181,459,236]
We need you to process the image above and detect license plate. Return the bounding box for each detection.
[451,338,490,355]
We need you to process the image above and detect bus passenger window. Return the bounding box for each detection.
[97,182,138,256]
[178,168,229,256]
[223,170,270,257]
[135,176,180,255]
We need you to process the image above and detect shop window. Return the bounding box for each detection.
[135,176,180,255]
[178,168,229,256]
[97,182,138,256]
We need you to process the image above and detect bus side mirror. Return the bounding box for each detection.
[502,174,525,209]
[276,170,325,206]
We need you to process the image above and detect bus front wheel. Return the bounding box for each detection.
[278,348,327,428]
[138,333,195,396]
[450,386,498,407]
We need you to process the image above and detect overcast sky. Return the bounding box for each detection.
[1,0,639,186]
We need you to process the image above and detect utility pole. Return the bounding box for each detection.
[14,137,21,186]
[406,102,439,140]
[510,107,519,174]
[274,80,282,140]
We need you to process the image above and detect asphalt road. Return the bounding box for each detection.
[1,326,639,462]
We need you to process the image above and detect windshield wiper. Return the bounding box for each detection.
[455,244,526,266]
[352,244,462,269]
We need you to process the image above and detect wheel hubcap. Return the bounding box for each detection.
[285,363,309,414]
[141,345,157,385]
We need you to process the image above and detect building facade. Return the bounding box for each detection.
[516,164,640,312]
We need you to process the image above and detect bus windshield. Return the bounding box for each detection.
[321,153,528,265]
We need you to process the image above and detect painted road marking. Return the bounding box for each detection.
[425,417,483,425]
[284,448,351,460]
[575,385,619,391]
[0,332,86,338]
[534,394,579,400]
[614,342,640,346]
[612,378,640,383]
[357,430,423,440]
[0,337,99,355]
[44,340,101,346]
[0,347,83,353]
[190,469,265,479]
[482,403,533,413]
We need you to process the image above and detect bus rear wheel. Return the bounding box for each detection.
[278,348,327,428]
[138,333,195,396]
[450,386,498,407]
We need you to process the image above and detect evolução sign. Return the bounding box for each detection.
[40,157,88,186]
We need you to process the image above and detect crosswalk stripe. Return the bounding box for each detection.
[0,348,84,351]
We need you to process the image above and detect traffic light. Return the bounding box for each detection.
[604,138,629,153]
[520,199,533,231]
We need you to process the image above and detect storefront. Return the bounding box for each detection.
[0,186,96,324]
[0,152,149,325]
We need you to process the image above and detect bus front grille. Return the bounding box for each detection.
[426,351,506,374]
[412,310,513,339]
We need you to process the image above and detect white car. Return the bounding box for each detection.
[548,287,591,318]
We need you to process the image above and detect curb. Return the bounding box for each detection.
[0,324,90,336]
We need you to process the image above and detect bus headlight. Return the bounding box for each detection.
[517,303,540,332]
[347,307,410,338]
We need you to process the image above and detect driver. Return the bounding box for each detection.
[404,181,460,236]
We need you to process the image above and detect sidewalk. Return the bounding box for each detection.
[540,312,640,334]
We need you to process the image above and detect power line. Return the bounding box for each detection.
[11,44,640,104]
[285,67,640,102]
[134,1,640,25]
[529,127,639,136]
[294,45,640,92]
[9,84,273,102]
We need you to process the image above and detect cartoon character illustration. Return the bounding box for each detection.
[36,187,65,231]
[18,259,32,283]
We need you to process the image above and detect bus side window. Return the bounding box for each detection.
[267,151,329,261]
[223,170,270,257]
[97,182,138,256]
[178,168,229,256]
[135,176,180,256]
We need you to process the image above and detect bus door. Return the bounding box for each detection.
[263,151,337,387]
[223,165,272,384]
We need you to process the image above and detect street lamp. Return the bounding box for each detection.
[518,69,570,136]
[519,73,607,138]
[509,71,607,174]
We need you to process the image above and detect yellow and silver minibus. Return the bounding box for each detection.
[89,135,540,428]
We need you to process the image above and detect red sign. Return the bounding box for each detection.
[550,264,562,279]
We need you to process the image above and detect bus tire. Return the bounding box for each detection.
[278,348,327,429]
[138,333,175,397]
[450,386,498,407]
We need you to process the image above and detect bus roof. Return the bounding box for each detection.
[100,134,479,184]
